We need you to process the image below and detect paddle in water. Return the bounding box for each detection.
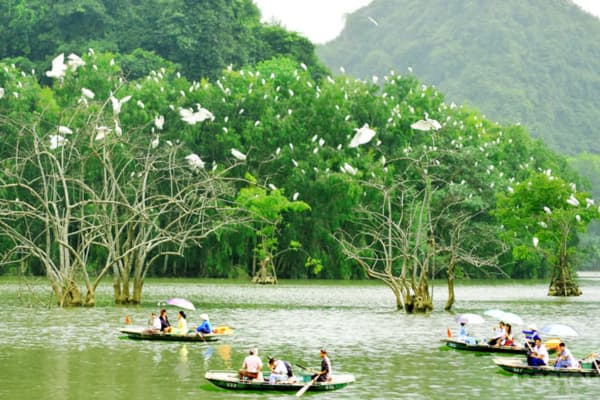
[295,375,318,397]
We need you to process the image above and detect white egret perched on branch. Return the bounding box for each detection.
[543,206,552,214]
[49,135,67,150]
[185,154,205,171]
[154,115,165,130]
[230,148,247,161]
[566,194,580,207]
[349,123,376,148]
[342,163,358,175]
[66,53,85,72]
[46,53,67,79]
[410,118,442,131]
[81,87,95,99]
[58,126,73,135]
[533,237,539,247]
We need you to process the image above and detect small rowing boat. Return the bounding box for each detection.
[205,370,355,392]
[442,338,527,354]
[493,357,600,376]
[120,326,233,342]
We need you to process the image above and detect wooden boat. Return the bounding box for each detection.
[120,326,232,342]
[442,338,527,354]
[493,357,600,376]
[205,370,355,392]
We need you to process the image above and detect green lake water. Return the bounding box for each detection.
[1,273,600,399]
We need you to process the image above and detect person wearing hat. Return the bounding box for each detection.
[239,348,263,381]
[523,323,541,344]
[311,349,331,382]
[196,313,213,334]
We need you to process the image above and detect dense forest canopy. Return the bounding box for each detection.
[318,0,600,156]
[0,0,598,307]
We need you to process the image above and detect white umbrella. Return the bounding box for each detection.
[540,324,578,337]
[483,309,523,325]
[166,297,196,311]
[456,313,485,324]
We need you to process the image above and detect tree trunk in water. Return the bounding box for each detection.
[251,257,277,284]
[548,265,581,296]
[445,272,455,311]
[132,279,143,304]
[60,282,83,307]
[84,288,96,307]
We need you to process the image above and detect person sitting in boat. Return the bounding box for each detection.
[143,312,162,334]
[171,310,188,335]
[554,342,577,369]
[497,323,515,347]
[527,337,549,367]
[196,313,213,334]
[311,349,332,382]
[239,348,263,381]
[583,351,600,369]
[267,356,293,384]
[488,321,505,346]
[458,322,468,338]
[159,309,173,333]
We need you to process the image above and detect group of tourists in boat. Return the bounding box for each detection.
[446,319,600,376]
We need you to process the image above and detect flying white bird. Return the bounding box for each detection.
[410,118,442,131]
[349,124,376,148]
[368,16,379,26]
[45,53,67,79]
[185,153,205,171]
[49,135,67,150]
[179,105,214,125]
[110,94,132,115]
[231,148,247,161]
[533,237,539,247]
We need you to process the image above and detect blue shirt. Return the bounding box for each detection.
[196,320,213,333]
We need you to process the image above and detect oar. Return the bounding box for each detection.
[295,375,318,397]
[295,363,316,373]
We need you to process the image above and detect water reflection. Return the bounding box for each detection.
[1,275,600,399]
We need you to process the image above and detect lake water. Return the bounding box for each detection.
[2,273,600,399]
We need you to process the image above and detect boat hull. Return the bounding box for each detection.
[205,371,355,392]
[494,357,600,376]
[120,327,230,342]
[443,338,527,354]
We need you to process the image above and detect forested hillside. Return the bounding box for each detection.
[0,0,328,81]
[318,0,600,156]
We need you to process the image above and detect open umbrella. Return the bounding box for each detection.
[166,297,196,311]
[456,313,485,324]
[540,324,578,337]
[484,309,523,325]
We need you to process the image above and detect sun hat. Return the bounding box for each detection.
[200,313,209,320]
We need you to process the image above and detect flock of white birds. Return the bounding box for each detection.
[1,49,597,250]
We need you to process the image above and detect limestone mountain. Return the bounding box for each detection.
[318,0,600,155]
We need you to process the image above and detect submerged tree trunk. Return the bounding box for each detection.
[251,256,277,284]
[547,233,581,297]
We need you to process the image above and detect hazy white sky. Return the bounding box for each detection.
[254,0,600,44]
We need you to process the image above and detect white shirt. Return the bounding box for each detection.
[152,316,162,330]
[533,343,549,365]
[557,347,577,367]
[273,360,287,375]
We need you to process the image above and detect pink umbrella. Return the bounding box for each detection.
[166,298,195,311]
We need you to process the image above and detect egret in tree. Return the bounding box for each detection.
[292,192,299,201]
[81,88,95,99]
[151,136,159,149]
[66,53,85,71]
[185,153,205,171]
[154,115,165,130]
[543,206,552,214]
[231,148,247,161]
[349,124,376,148]
[533,237,539,247]
[566,194,580,207]
[58,126,73,135]
[410,118,442,131]
[45,53,67,79]
[94,126,111,141]
[343,163,358,175]
[49,135,67,150]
